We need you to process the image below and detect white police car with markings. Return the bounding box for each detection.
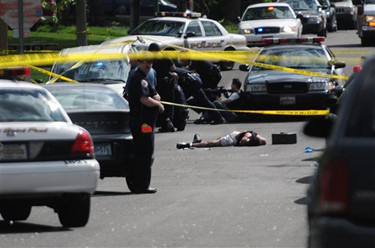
[102,12,250,70]
[0,67,100,228]
[239,3,303,46]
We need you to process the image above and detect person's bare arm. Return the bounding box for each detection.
[140,95,164,113]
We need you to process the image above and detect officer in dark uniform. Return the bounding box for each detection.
[127,59,164,194]
[149,43,177,132]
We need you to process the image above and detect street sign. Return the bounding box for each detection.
[0,0,42,38]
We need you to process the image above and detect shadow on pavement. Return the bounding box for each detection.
[93,191,132,197]
[0,221,69,234]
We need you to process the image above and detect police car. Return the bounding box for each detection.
[102,12,250,70]
[0,67,100,227]
[239,2,303,46]
[240,37,346,110]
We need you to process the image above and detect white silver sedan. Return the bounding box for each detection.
[0,76,100,228]
[239,2,303,46]
[102,12,249,70]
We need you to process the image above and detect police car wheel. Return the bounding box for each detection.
[220,61,234,71]
[58,194,90,228]
[1,204,32,221]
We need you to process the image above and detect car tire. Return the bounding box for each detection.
[220,48,235,71]
[126,169,152,193]
[1,204,32,221]
[58,194,90,228]
[361,37,371,46]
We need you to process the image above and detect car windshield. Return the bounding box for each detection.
[0,89,66,122]
[130,20,186,36]
[242,6,295,20]
[252,46,328,71]
[47,87,129,110]
[51,60,130,83]
[279,0,318,10]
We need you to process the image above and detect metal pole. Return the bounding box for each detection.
[154,0,159,14]
[18,0,24,54]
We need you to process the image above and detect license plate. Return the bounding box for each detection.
[280,96,296,105]
[262,35,273,39]
[94,143,112,156]
[0,143,28,160]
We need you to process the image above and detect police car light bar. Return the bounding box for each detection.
[262,37,325,44]
[156,12,201,18]
[0,67,30,79]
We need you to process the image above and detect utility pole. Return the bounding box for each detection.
[76,0,87,46]
[18,0,24,54]
[0,18,8,55]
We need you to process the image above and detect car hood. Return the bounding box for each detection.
[364,4,375,15]
[247,69,333,83]
[102,35,182,50]
[0,122,81,142]
[239,19,298,29]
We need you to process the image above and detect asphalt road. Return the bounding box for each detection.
[1,29,374,248]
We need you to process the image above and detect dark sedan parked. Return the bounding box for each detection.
[304,55,375,248]
[44,84,135,190]
[240,37,346,110]
[279,0,328,36]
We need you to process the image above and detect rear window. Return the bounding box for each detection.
[0,90,66,122]
[48,88,129,110]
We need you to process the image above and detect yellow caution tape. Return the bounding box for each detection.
[28,65,78,83]
[0,50,350,80]
[160,101,330,116]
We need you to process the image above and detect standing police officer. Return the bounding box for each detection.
[127,59,164,194]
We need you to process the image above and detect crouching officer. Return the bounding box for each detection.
[127,59,164,194]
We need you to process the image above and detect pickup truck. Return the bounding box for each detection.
[354,0,375,45]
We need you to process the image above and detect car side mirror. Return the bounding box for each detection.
[328,60,346,69]
[296,12,303,19]
[335,61,346,69]
[237,16,242,22]
[239,64,249,71]
[330,3,336,7]
[304,116,335,138]
[184,31,195,38]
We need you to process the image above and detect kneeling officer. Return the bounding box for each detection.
[127,59,164,194]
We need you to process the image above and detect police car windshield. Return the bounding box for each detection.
[130,20,186,37]
[279,0,317,10]
[51,60,130,83]
[253,46,328,71]
[0,90,66,122]
[243,6,295,20]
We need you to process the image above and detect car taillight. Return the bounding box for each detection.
[70,129,94,158]
[320,160,349,214]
